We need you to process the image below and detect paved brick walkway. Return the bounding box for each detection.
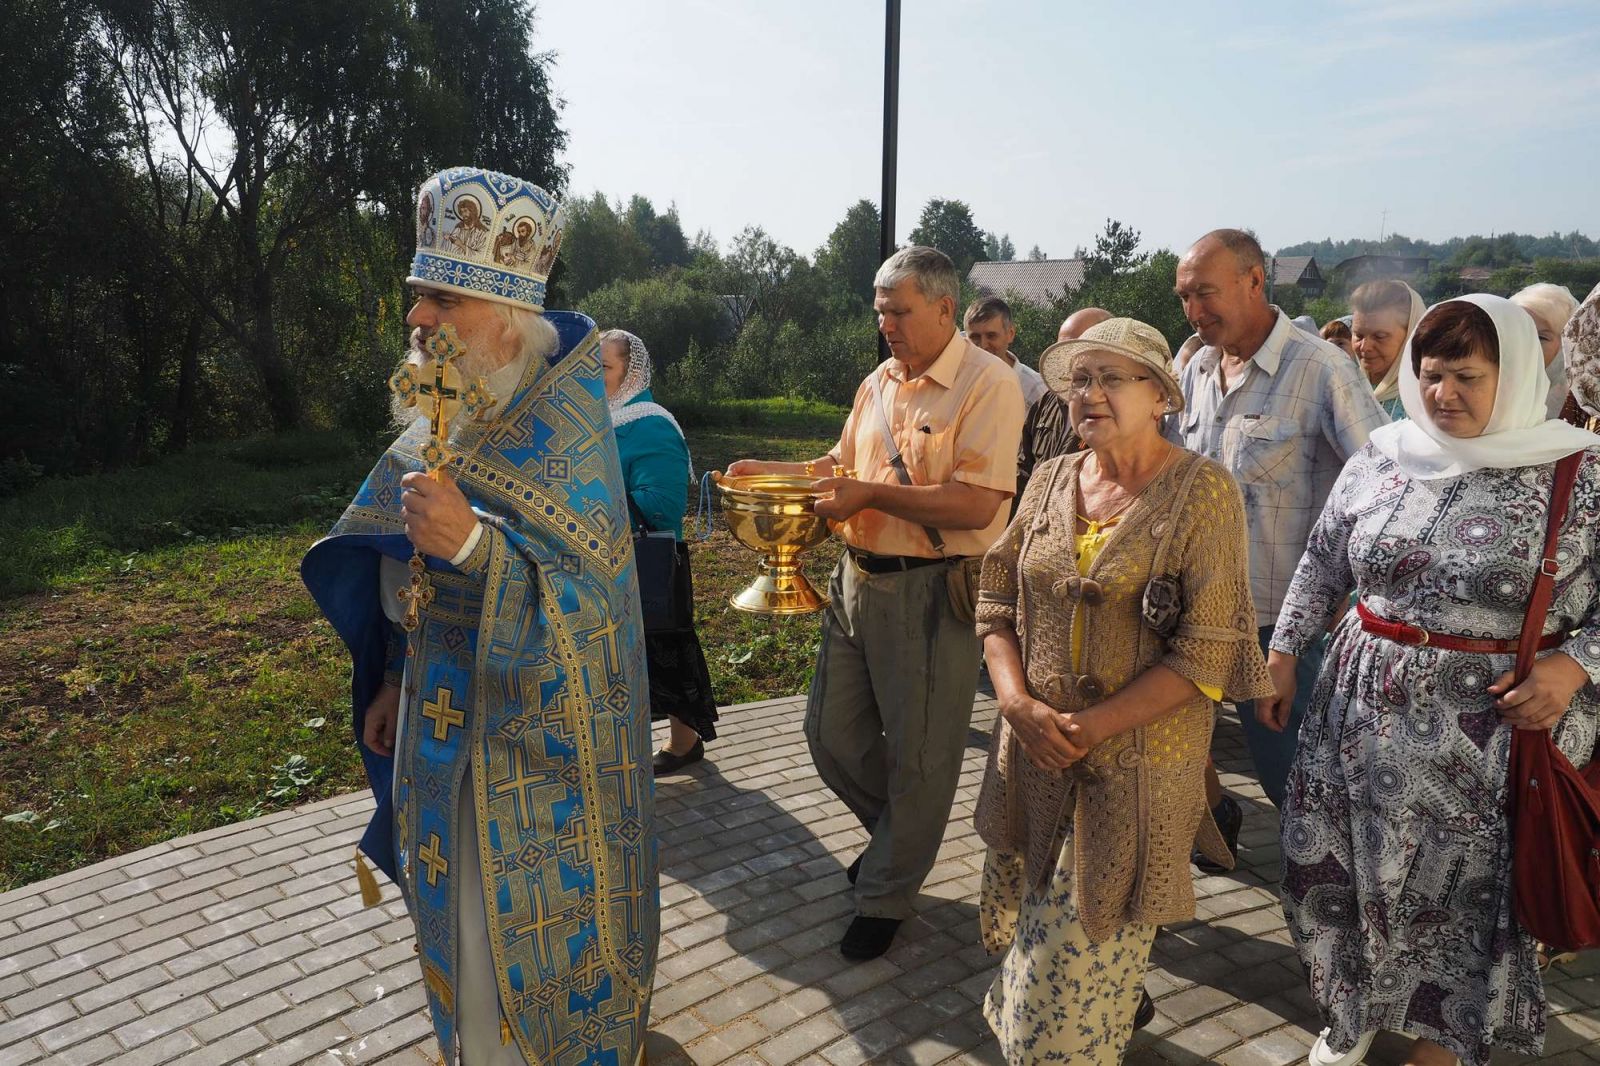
[2,695,1596,1065]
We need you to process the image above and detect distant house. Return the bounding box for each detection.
[1270,256,1325,297]
[1336,254,1432,287]
[967,259,1087,306]
[1457,266,1495,283]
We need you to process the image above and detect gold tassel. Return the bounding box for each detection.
[500,1017,512,1045]
[354,850,381,908]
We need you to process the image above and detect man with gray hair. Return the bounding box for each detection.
[1172,227,1386,827]
[729,245,1025,959]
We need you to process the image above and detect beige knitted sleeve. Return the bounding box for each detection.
[976,456,1059,638]
[1158,462,1275,702]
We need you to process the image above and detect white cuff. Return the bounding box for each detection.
[449,521,485,567]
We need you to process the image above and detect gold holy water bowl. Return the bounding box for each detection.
[712,472,837,615]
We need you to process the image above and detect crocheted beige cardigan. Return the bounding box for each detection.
[973,449,1274,943]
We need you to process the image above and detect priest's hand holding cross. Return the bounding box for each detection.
[388,323,496,631]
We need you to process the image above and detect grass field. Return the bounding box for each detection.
[0,399,845,890]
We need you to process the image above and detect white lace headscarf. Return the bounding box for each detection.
[601,329,692,473]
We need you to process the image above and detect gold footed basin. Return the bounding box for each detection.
[712,471,836,615]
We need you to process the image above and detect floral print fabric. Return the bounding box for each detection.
[1270,443,1600,1065]
[981,847,1155,1065]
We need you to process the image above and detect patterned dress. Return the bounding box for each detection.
[1270,443,1600,1066]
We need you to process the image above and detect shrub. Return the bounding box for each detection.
[578,275,731,373]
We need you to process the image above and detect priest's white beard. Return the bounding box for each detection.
[388,325,548,437]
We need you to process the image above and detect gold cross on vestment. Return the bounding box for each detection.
[418,833,449,887]
[589,613,624,677]
[491,747,545,829]
[386,324,497,631]
[421,687,465,742]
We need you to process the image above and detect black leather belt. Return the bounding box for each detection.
[848,549,959,574]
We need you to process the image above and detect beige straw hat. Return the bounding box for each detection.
[1039,317,1184,413]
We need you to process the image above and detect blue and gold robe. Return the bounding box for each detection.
[302,312,657,1066]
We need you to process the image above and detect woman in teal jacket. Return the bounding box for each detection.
[601,330,718,773]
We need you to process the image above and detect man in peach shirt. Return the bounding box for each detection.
[729,246,1025,960]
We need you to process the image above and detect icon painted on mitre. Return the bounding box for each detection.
[445,195,490,255]
[493,216,540,268]
[535,230,562,275]
[418,191,439,248]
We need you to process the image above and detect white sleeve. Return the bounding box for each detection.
[449,521,486,567]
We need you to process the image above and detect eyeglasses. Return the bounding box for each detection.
[1065,371,1152,395]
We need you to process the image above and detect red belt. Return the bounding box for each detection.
[1356,601,1563,654]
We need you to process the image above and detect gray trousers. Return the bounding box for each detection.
[805,556,981,919]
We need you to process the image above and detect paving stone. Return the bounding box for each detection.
[0,1000,77,1047]
[246,1017,354,1065]
[696,976,781,1026]
[329,1011,434,1063]
[45,1033,125,1066]
[5,968,99,1017]
[165,1026,272,1066]
[110,994,216,1049]
[261,988,363,1041]
[761,1014,849,1066]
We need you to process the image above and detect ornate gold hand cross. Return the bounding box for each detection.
[387,323,497,631]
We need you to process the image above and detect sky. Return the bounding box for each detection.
[536,0,1600,259]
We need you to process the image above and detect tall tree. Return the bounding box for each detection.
[815,199,883,308]
[624,195,692,271]
[559,193,652,300]
[411,0,568,191]
[94,0,446,430]
[908,198,988,277]
[706,226,820,334]
[1082,218,1149,282]
[983,231,1016,262]
[1027,244,1048,261]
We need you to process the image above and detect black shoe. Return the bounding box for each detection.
[840,915,901,960]
[1193,794,1242,874]
[845,854,863,885]
[653,739,704,776]
[1133,989,1155,1030]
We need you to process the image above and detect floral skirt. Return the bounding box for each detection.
[981,848,1156,1065]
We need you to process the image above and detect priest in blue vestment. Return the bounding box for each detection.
[302,166,657,1066]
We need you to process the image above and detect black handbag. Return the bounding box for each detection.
[633,529,691,634]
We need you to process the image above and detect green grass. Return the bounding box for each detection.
[0,429,383,598]
[0,409,846,890]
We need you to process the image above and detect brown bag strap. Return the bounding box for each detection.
[868,371,947,556]
[1514,451,1584,684]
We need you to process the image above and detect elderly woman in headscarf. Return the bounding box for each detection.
[1510,281,1580,419]
[1350,279,1427,420]
[1262,295,1600,1066]
[973,317,1274,1066]
[600,329,719,774]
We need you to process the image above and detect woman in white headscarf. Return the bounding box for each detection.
[599,329,719,774]
[1349,279,1427,420]
[1510,281,1580,419]
[1261,295,1600,1066]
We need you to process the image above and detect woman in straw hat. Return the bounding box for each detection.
[973,317,1274,1064]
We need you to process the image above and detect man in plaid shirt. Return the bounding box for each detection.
[1172,229,1388,824]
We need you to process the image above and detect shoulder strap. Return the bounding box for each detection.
[868,371,947,556]
[1514,451,1584,683]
